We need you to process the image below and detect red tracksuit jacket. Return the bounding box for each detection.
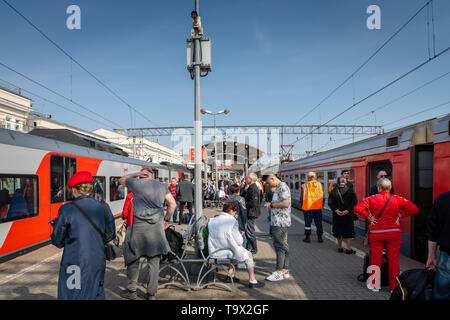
[354,190,419,233]
[121,192,133,227]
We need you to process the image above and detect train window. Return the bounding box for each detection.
[301,173,306,180]
[386,137,398,147]
[0,175,39,223]
[328,171,337,180]
[50,155,64,203]
[92,176,106,202]
[110,177,125,202]
[65,157,76,202]
[50,155,77,203]
[317,172,324,180]
[295,175,299,190]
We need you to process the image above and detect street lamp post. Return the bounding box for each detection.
[200,108,229,190]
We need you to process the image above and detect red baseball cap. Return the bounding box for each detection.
[67,171,93,188]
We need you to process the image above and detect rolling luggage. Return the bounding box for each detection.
[357,250,389,287]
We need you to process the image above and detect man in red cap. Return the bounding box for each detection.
[51,171,116,300]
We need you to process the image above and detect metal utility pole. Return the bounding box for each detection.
[193,0,202,228]
[213,114,218,185]
[188,0,211,233]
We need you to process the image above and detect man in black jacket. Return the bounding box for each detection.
[369,170,394,196]
[242,173,261,256]
[426,190,450,300]
[176,174,195,224]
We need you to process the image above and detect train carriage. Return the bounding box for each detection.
[0,128,172,261]
[280,114,450,263]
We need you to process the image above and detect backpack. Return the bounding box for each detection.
[163,225,184,261]
[390,269,435,300]
[357,250,389,287]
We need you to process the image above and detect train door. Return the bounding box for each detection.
[410,144,434,263]
[49,155,76,224]
[367,160,393,196]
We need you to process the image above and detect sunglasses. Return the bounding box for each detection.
[379,175,387,178]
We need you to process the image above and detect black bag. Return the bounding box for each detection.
[163,225,183,261]
[357,251,389,287]
[390,269,435,300]
[71,201,119,261]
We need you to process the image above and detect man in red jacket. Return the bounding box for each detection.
[354,178,419,292]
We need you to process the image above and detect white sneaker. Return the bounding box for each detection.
[283,270,290,279]
[266,271,284,282]
[369,287,380,292]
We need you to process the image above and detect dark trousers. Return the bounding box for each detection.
[304,209,323,236]
[178,201,193,222]
[246,217,258,254]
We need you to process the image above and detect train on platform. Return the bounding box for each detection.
[0,128,192,261]
[279,114,450,263]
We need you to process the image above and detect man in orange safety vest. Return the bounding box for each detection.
[300,172,324,243]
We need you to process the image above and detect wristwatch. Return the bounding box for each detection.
[164,218,170,222]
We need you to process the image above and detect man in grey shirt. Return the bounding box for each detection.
[119,168,176,300]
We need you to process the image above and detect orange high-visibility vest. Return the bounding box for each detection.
[302,179,324,211]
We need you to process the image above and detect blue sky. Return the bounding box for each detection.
[1,0,449,157]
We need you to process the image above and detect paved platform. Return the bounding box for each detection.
[0,206,424,300]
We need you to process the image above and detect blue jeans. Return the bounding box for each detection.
[239,229,248,250]
[434,250,450,300]
[172,200,179,222]
[303,209,323,236]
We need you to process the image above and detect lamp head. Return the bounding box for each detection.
[200,109,212,114]
[219,109,230,115]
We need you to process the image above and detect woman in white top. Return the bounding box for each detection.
[207,202,265,288]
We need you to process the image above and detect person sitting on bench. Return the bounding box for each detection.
[207,202,265,289]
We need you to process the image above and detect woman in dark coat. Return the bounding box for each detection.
[328,176,357,254]
[51,172,116,300]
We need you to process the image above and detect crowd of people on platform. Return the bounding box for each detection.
[48,167,449,300]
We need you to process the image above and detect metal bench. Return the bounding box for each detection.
[158,216,235,292]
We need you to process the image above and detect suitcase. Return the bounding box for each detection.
[357,250,389,287]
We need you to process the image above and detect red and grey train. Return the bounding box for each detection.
[0,128,191,261]
[279,114,450,263]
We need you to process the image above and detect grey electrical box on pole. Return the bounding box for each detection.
[187,38,212,73]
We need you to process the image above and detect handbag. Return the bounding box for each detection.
[113,221,127,249]
[71,201,118,261]
[363,194,392,247]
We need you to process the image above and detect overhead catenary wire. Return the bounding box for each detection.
[292,0,434,126]
[290,45,450,147]
[382,99,450,128]
[0,61,123,129]
[1,0,158,128]
[349,69,450,123]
